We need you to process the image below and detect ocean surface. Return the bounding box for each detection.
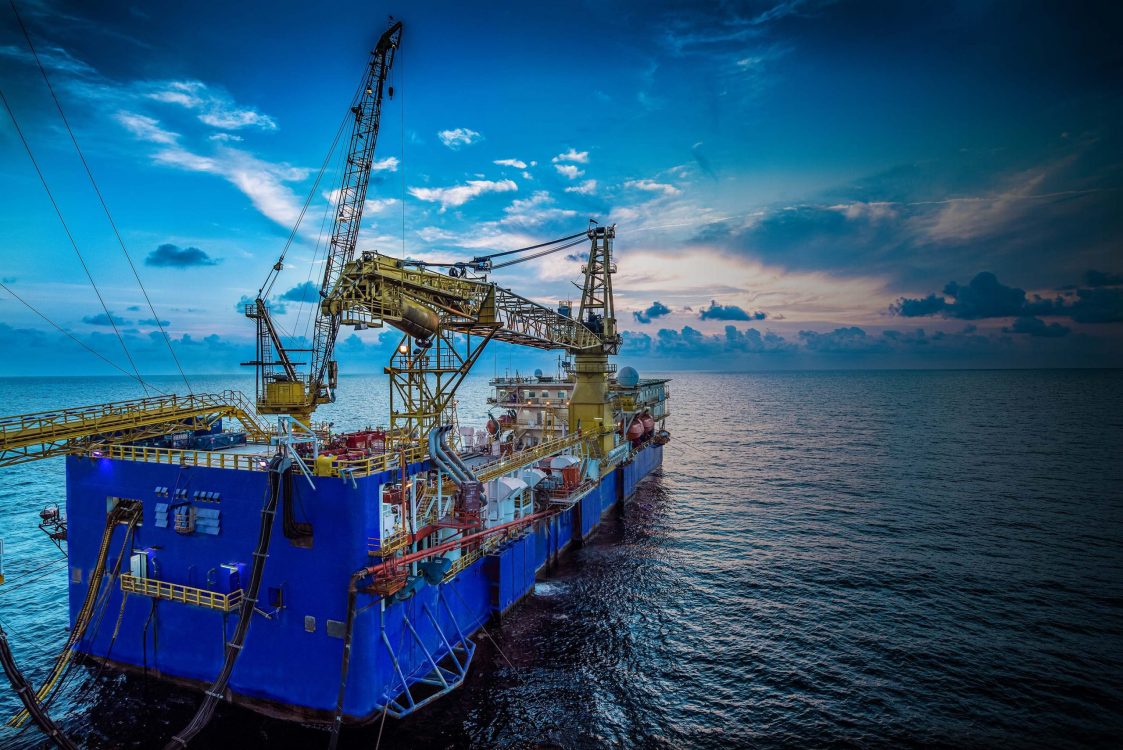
[1,370,1121,749]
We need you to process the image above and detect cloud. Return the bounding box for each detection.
[500,191,577,227]
[115,112,178,144]
[555,164,584,179]
[893,293,946,317]
[437,127,482,149]
[208,132,243,142]
[828,201,897,222]
[552,149,589,164]
[145,243,220,268]
[371,156,399,172]
[625,179,681,196]
[146,80,277,131]
[799,326,882,353]
[116,110,310,229]
[633,300,672,324]
[698,300,766,321]
[565,180,597,195]
[234,295,286,315]
[279,281,319,302]
[83,312,129,326]
[494,158,527,169]
[894,271,1123,325]
[1083,269,1123,288]
[632,324,795,358]
[408,179,517,211]
[138,318,171,327]
[1003,317,1070,337]
[892,272,1057,320]
[1069,287,1123,323]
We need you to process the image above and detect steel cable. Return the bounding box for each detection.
[0,88,149,394]
[10,0,192,394]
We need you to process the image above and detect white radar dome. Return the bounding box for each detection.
[617,366,639,388]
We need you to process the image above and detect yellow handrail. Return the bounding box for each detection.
[120,574,243,612]
[0,390,269,467]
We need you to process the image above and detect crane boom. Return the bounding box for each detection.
[247,21,402,421]
[325,250,603,352]
[318,227,618,444]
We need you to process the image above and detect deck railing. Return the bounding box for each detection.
[120,574,243,612]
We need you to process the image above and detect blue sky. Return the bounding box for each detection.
[1,0,1121,377]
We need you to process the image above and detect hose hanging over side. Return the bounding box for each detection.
[163,454,285,749]
[0,623,78,750]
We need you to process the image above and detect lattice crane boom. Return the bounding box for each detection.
[324,250,604,353]
[247,20,402,421]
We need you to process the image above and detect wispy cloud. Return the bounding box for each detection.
[115,110,309,228]
[625,179,681,196]
[437,127,482,149]
[115,112,178,144]
[146,80,277,131]
[408,179,517,211]
[500,191,577,227]
[371,156,399,172]
[494,158,528,169]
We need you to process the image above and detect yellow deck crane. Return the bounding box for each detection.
[246,21,402,423]
[241,16,621,455]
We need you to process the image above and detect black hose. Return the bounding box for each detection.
[327,577,363,750]
[282,468,313,540]
[163,455,284,749]
[0,623,79,750]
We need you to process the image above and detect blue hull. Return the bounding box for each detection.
[64,442,663,722]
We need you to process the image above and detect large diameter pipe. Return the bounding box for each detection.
[390,304,440,340]
[428,426,470,484]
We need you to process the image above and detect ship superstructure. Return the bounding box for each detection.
[0,20,670,749]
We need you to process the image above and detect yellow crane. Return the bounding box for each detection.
[239,18,620,454]
[320,223,620,453]
[246,21,402,422]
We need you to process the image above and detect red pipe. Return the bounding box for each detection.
[363,509,554,578]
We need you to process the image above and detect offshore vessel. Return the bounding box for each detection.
[0,20,669,748]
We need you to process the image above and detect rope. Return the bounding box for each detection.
[410,231,589,270]
[9,0,192,394]
[0,86,150,395]
[0,556,68,597]
[489,236,588,271]
[479,230,588,261]
[0,281,168,393]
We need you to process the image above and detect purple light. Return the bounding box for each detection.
[91,450,104,458]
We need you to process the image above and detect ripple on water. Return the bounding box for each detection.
[0,371,1121,748]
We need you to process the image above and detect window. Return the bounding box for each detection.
[558,391,565,399]
[527,391,536,398]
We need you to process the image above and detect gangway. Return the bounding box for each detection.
[0,390,269,468]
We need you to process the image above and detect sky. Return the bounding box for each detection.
[0,0,1121,379]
